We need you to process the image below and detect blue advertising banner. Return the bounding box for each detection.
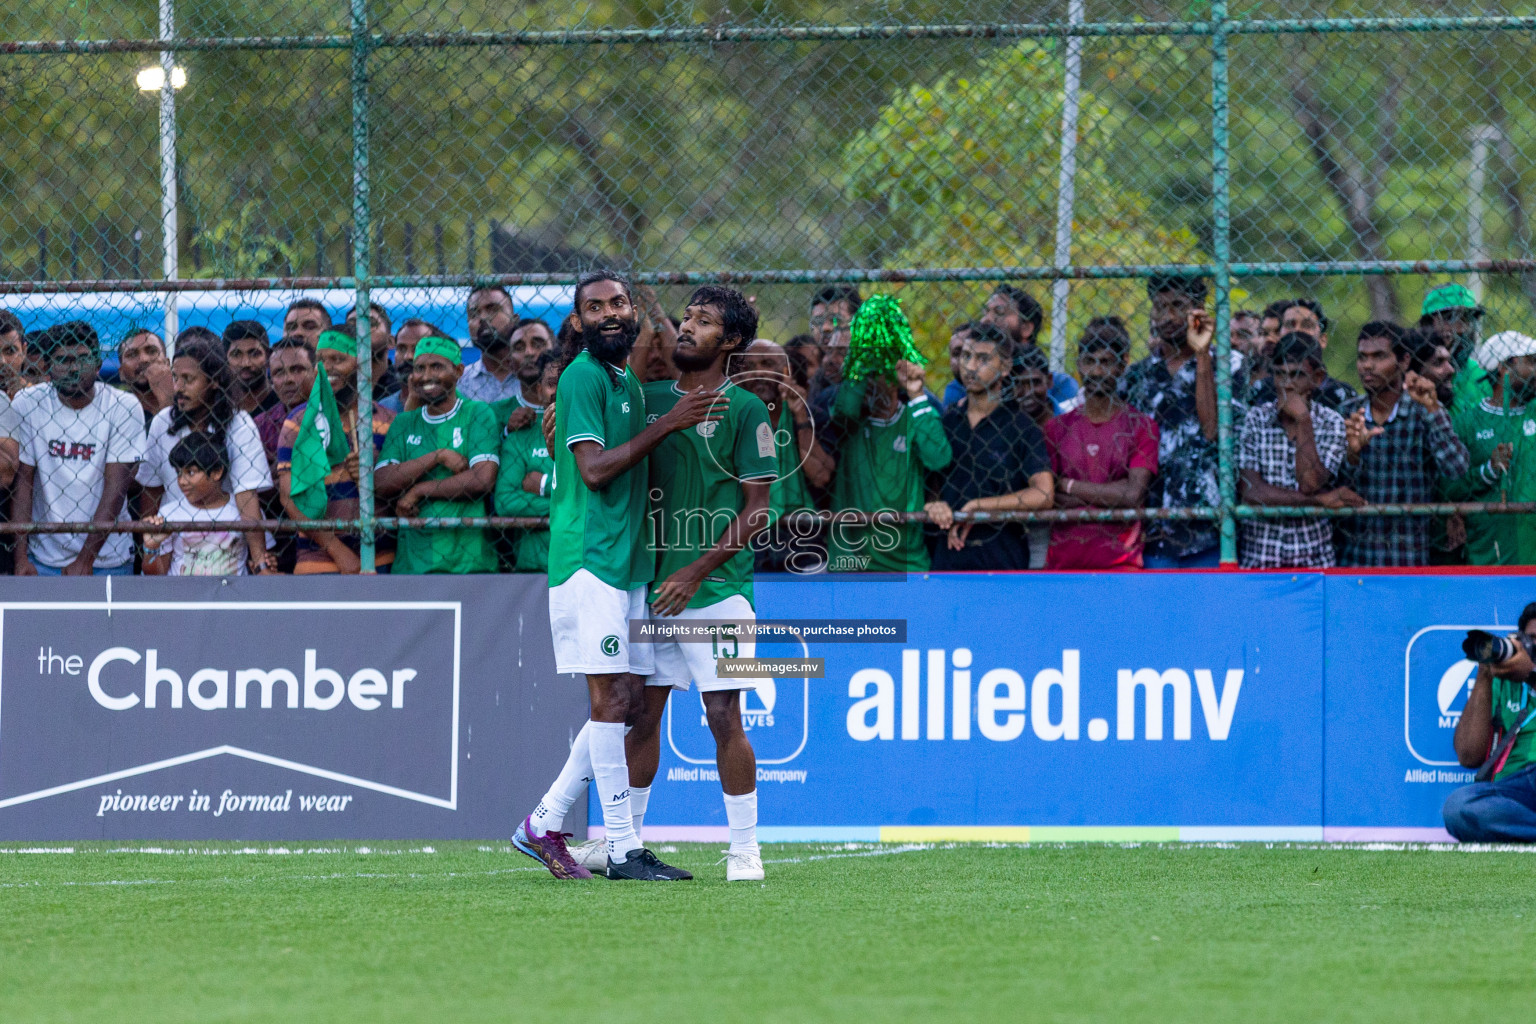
[643,572,1328,842]
[1321,571,1536,841]
[6,569,1524,841]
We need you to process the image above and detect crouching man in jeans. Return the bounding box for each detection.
[1444,603,1536,841]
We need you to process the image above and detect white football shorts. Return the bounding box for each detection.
[647,594,763,692]
[548,568,655,676]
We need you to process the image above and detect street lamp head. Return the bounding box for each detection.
[135,66,187,92]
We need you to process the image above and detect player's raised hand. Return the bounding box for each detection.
[651,569,702,617]
[659,387,725,433]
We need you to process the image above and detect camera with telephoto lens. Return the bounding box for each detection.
[1462,629,1536,666]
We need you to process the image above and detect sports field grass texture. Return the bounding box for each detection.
[2,841,1533,1022]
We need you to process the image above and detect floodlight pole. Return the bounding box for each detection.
[157,0,179,350]
[1047,0,1085,375]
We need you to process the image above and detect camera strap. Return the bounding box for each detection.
[1475,704,1536,784]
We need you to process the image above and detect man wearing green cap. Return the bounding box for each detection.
[1421,283,1488,412]
[374,335,500,574]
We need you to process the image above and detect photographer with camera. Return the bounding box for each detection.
[1443,605,1536,841]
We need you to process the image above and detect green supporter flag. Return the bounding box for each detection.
[288,362,350,519]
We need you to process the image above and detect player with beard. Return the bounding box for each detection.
[513,271,723,881]
[571,285,777,881]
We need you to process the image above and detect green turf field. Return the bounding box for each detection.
[2,840,1532,1022]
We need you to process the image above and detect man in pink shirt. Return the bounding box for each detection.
[1045,317,1160,569]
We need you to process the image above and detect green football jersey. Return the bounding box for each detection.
[828,381,952,573]
[644,380,777,608]
[494,418,553,572]
[377,396,500,574]
[1441,397,1536,565]
[1451,360,1491,416]
[548,351,653,590]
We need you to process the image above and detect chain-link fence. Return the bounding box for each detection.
[3,1,1536,572]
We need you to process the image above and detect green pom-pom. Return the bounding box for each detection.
[843,293,926,383]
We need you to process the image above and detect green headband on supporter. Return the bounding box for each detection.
[316,330,356,356]
[414,335,463,366]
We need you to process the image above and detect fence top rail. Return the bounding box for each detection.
[4,15,1536,55]
[11,503,1536,535]
[9,259,1536,294]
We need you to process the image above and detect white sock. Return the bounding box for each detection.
[629,785,651,845]
[590,721,641,859]
[723,790,758,854]
[529,721,593,836]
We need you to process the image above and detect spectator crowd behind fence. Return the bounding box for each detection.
[6,2,1536,573]
[1,275,1533,575]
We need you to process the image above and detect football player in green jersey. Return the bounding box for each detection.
[571,285,778,881]
[373,336,500,574]
[514,271,723,882]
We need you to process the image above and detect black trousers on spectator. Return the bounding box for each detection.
[930,528,1031,571]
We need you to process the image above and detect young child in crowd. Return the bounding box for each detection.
[142,432,274,575]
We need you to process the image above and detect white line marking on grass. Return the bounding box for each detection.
[0,845,443,857]
[764,843,941,865]
[0,847,76,853]
[0,865,546,890]
[11,839,1536,866]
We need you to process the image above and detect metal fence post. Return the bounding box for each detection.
[351,0,376,573]
[1210,0,1237,565]
[1047,0,1085,375]
[157,0,179,349]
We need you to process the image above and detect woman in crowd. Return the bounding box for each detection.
[135,335,273,573]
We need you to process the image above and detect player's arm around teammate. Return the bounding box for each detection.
[624,287,777,881]
[517,275,729,882]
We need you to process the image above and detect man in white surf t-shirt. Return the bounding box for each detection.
[11,322,147,575]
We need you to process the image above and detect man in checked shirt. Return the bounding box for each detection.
[1236,332,1357,569]
[1334,321,1470,566]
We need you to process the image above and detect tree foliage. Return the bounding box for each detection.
[839,41,1199,363]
